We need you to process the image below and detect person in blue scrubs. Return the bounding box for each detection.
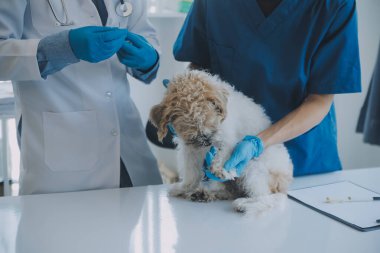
[173,0,361,176]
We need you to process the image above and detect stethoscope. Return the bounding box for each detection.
[116,0,133,17]
[48,0,133,27]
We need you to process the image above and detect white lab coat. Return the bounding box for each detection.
[0,0,163,194]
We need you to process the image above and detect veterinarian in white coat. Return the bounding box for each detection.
[0,0,162,194]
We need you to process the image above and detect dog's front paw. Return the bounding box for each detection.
[168,183,189,198]
[210,166,236,181]
[210,166,226,179]
[186,189,216,202]
[189,190,209,202]
[209,152,236,180]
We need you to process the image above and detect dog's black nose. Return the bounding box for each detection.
[198,135,212,147]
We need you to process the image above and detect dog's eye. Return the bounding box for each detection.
[169,115,177,122]
[213,104,223,114]
[208,100,223,114]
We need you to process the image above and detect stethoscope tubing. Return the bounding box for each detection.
[47,0,73,26]
[48,0,131,26]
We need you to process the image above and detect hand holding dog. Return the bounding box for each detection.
[203,146,228,182]
[224,136,264,176]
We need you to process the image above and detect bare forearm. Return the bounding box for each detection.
[257,94,334,147]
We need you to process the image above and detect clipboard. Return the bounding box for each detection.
[288,181,380,232]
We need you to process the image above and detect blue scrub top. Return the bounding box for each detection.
[173,0,361,176]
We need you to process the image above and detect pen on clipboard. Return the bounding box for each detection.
[324,196,380,203]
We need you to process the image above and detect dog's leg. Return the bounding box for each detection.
[169,167,202,198]
[168,149,203,198]
[231,161,287,215]
[186,181,233,202]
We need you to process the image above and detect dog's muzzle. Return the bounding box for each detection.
[186,134,213,147]
[196,135,212,147]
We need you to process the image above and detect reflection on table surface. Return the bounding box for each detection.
[0,168,380,253]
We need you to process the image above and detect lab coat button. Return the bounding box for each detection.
[105,91,113,98]
[111,129,118,136]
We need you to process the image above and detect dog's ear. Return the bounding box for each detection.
[149,104,169,142]
[218,87,229,105]
[149,104,163,127]
[214,87,229,119]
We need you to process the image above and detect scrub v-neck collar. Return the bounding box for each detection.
[240,0,300,38]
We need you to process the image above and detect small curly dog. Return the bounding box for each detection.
[150,70,293,214]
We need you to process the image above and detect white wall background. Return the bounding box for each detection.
[130,15,187,173]
[130,0,380,172]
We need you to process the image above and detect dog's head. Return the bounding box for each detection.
[150,71,229,147]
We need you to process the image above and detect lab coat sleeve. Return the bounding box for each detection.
[173,0,211,69]
[37,30,79,79]
[125,0,160,84]
[0,1,43,81]
[308,0,361,94]
[130,56,160,84]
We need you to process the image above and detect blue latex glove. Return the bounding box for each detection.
[202,146,228,182]
[117,32,158,72]
[69,26,128,63]
[224,136,264,176]
[162,79,170,88]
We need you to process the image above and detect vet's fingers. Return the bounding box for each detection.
[223,151,243,171]
[235,160,249,176]
[205,151,215,167]
[127,32,148,48]
[118,57,139,66]
[117,53,139,67]
[209,146,218,156]
[102,37,126,54]
[120,41,139,55]
[99,28,128,42]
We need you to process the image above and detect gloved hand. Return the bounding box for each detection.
[224,136,264,176]
[69,26,127,63]
[117,32,158,72]
[203,146,228,182]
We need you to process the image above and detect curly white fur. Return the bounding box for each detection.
[150,70,293,215]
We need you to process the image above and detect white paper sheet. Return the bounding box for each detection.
[288,181,380,231]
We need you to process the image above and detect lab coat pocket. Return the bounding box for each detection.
[43,111,99,172]
[209,40,236,83]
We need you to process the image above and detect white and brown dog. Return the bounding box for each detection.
[150,70,293,214]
